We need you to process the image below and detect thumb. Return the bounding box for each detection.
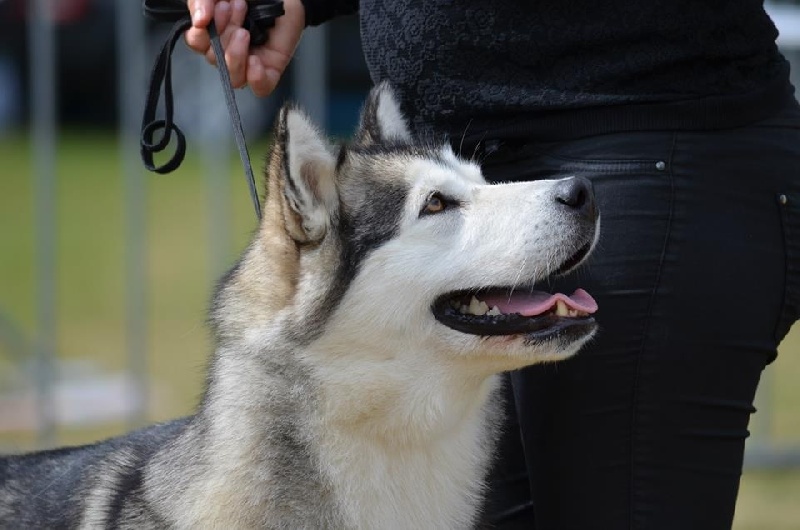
[247,0,305,97]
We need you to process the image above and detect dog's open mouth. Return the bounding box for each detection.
[433,224,599,339]
[432,288,597,338]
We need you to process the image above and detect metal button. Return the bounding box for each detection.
[655,161,666,171]
[779,194,788,205]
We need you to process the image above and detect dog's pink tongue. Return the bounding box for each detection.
[481,289,598,316]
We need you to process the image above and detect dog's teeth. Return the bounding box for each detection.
[555,300,569,317]
[468,297,481,314]
[568,309,578,317]
[453,298,509,316]
[468,296,489,316]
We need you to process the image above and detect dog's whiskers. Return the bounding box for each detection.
[471,131,488,164]
[457,120,473,159]
[507,256,528,303]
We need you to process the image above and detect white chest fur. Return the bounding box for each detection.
[314,374,501,530]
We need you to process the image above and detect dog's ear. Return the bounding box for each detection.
[270,105,338,243]
[354,82,412,146]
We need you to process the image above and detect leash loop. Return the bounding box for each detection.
[140,0,284,219]
[140,15,190,174]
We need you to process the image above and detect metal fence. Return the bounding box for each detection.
[1,0,331,447]
[2,0,800,470]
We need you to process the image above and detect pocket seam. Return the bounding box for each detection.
[534,151,661,165]
[534,153,664,175]
[774,192,798,345]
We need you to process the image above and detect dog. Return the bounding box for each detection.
[0,83,599,529]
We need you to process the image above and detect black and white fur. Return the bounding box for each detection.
[0,84,599,529]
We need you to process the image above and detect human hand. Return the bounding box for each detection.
[184,0,305,97]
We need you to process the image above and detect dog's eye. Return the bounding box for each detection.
[421,193,449,216]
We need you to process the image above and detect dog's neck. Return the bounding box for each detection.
[182,337,502,529]
[311,353,502,529]
[308,345,497,441]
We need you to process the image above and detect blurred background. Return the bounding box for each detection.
[1,1,799,528]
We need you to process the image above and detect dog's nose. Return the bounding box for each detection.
[554,176,597,220]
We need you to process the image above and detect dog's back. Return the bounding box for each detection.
[0,418,190,527]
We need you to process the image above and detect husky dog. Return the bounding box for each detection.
[0,84,599,529]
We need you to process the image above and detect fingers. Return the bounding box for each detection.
[224,29,250,87]
[228,0,248,28]
[246,55,271,97]
[187,0,215,27]
[202,0,235,64]
[263,0,306,66]
[185,27,211,57]
[250,47,292,95]
[213,0,234,34]
[185,0,232,61]
[248,0,306,95]
[186,0,305,96]
[203,0,249,87]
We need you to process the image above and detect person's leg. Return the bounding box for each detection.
[479,131,677,528]
[616,115,800,530]
[480,106,800,529]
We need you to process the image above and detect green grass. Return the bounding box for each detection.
[0,131,798,526]
[0,130,263,430]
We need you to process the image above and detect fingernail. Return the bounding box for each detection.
[193,7,204,23]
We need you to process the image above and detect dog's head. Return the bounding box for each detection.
[225,83,599,374]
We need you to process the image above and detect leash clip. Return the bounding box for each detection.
[140,0,285,220]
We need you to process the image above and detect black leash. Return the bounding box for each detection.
[141,0,285,220]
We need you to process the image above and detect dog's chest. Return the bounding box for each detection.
[318,422,491,529]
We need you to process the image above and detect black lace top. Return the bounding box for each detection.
[303,0,794,141]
